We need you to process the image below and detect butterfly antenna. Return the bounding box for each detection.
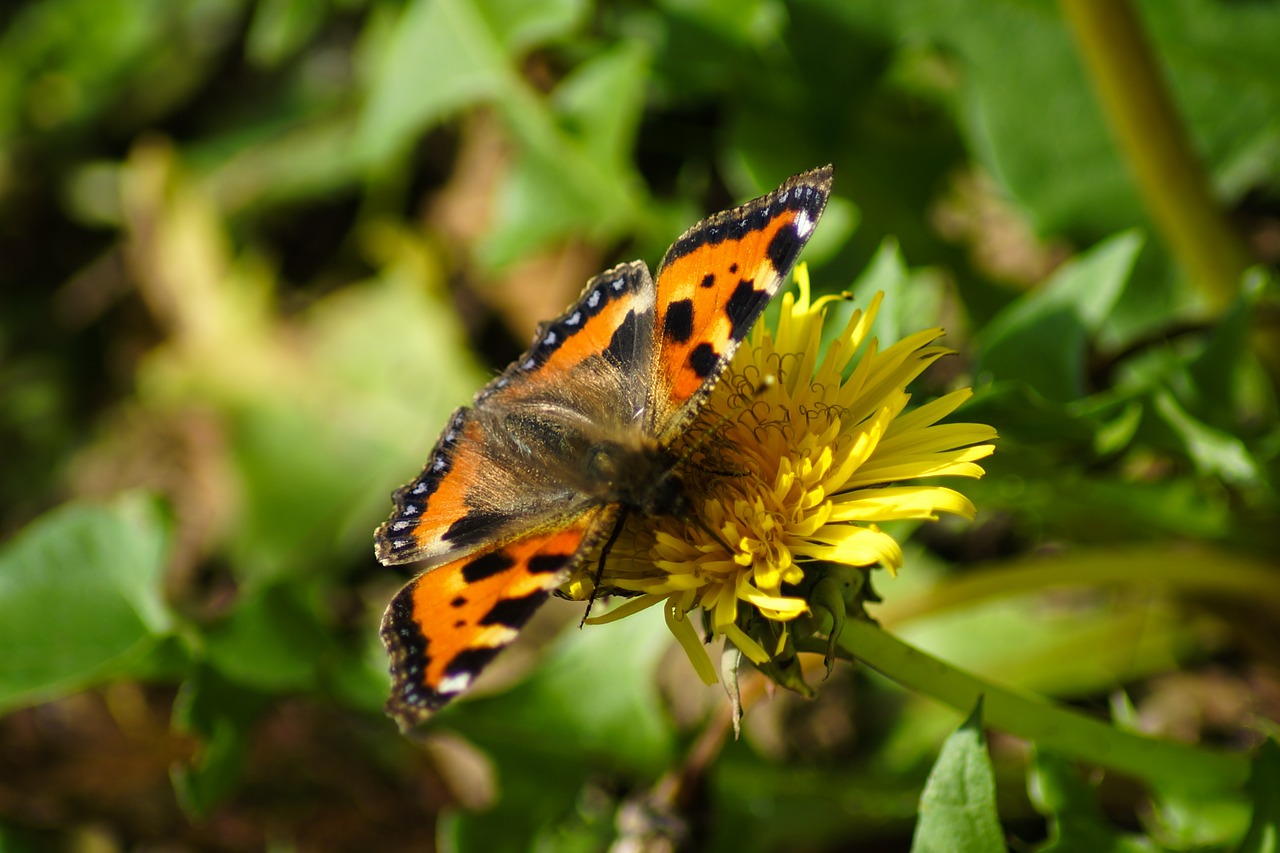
[678,375,774,465]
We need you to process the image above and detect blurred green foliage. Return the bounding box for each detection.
[1,0,1279,849]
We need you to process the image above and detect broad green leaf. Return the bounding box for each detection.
[478,147,623,270]
[845,239,918,348]
[976,231,1142,402]
[475,0,586,53]
[356,0,587,167]
[1029,751,1155,852]
[477,43,650,268]
[1092,400,1143,456]
[910,700,1004,853]
[1240,739,1280,853]
[969,453,1232,542]
[356,0,514,166]
[0,493,172,712]
[1138,717,1252,851]
[806,0,1280,336]
[550,40,650,171]
[200,116,366,215]
[961,383,1097,446]
[143,220,486,579]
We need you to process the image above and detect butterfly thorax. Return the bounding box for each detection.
[492,385,687,519]
[582,440,686,517]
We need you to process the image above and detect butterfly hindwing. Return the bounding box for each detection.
[382,514,604,726]
[649,166,832,436]
[374,261,656,569]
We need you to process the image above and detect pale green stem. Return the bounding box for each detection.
[804,620,1249,793]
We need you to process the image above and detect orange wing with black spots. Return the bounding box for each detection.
[649,166,832,436]
[374,261,655,569]
[381,515,603,726]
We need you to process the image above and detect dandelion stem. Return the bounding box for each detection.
[805,619,1249,793]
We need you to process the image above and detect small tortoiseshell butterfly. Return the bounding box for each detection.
[375,166,832,728]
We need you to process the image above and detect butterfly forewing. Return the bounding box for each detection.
[648,166,832,437]
[374,261,657,569]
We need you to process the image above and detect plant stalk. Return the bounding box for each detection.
[810,620,1250,793]
[1058,0,1255,310]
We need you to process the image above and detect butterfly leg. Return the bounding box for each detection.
[580,506,630,626]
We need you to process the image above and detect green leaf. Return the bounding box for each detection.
[656,0,789,49]
[811,239,934,358]
[712,749,923,850]
[474,0,586,54]
[976,231,1142,402]
[0,0,237,140]
[962,382,1097,447]
[821,0,1280,239]
[896,584,1208,700]
[1029,751,1155,852]
[171,667,273,817]
[477,42,650,268]
[910,699,1004,853]
[431,610,679,850]
[0,493,172,712]
[1138,738,1280,851]
[969,447,1232,542]
[1148,786,1252,850]
[550,40,650,172]
[1151,388,1264,487]
[356,0,514,166]
[1240,739,1280,853]
[356,0,587,167]
[1176,270,1278,440]
[446,606,676,771]
[245,0,326,67]
[222,260,486,580]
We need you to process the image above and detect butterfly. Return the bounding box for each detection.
[374,166,832,728]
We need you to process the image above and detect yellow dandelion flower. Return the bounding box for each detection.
[572,265,997,688]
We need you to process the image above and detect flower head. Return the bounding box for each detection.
[571,265,996,690]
